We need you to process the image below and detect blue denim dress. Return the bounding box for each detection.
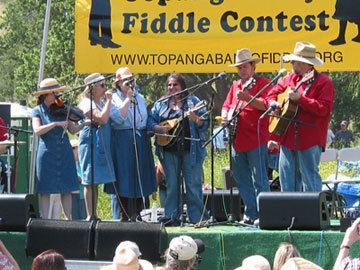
[32,104,78,194]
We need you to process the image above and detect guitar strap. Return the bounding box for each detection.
[303,70,318,94]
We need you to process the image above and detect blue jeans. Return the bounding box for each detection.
[279,145,322,192]
[111,194,120,219]
[231,145,269,220]
[160,151,207,223]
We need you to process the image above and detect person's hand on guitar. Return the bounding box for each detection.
[236,90,251,102]
[126,88,134,102]
[188,110,203,125]
[288,89,301,102]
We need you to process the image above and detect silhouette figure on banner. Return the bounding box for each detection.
[329,0,360,45]
[89,0,120,48]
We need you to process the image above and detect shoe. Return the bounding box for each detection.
[101,39,121,49]
[329,37,346,45]
[159,216,180,227]
[253,218,260,227]
[238,218,254,226]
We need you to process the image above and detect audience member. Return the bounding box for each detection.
[101,242,153,270]
[334,120,355,148]
[234,255,271,270]
[273,242,301,270]
[0,240,20,270]
[164,235,204,270]
[280,257,323,270]
[31,249,66,270]
[334,217,360,270]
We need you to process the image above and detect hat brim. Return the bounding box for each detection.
[33,86,66,96]
[229,58,261,67]
[114,73,133,83]
[282,54,323,66]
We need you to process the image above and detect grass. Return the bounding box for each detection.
[97,147,338,220]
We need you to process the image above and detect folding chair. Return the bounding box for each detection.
[324,147,360,218]
[320,149,342,218]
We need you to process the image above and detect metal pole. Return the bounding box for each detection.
[29,0,52,193]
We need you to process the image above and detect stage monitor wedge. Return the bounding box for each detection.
[94,221,166,262]
[26,219,95,259]
[259,192,330,230]
[0,194,39,231]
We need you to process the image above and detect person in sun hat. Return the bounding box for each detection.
[280,257,323,270]
[101,243,153,270]
[266,41,334,192]
[105,67,156,220]
[32,78,88,220]
[221,48,272,225]
[78,73,115,221]
[163,235,205,270]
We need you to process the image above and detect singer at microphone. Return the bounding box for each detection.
[259,101,278,119]
[221,48,274,225]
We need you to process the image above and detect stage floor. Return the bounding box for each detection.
[0,224,356,270]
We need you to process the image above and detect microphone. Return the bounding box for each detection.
[270,68,287,85]
[205,72,226,85]
[260,101,278,119]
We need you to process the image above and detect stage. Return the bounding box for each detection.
[1,223,357,270]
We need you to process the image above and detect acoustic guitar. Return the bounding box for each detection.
[269,70,315,136]
[156,100,207,147]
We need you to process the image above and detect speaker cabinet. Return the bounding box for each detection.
[0,194,39,231]
[94,221,166,261]
[203,189,243,221]
[26,219,95,259]
[259,192,330,230]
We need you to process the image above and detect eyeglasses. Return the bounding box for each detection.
[168,83,178,87]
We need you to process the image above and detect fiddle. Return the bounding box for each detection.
[49,96,84,122]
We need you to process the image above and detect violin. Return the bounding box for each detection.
[49,97,84,122]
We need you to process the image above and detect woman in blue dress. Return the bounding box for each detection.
[106,67,156,220]
[78,73,115,220]
[32,78,87,220]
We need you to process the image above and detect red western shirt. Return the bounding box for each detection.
[222,76,271,152]
[0,117,7,141]
[266,70,334,150]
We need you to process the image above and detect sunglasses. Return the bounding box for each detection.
[168,83,178,87]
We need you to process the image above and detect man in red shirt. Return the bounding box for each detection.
[266,41,334,192]
[222,48,271,224]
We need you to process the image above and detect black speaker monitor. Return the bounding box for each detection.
[26,219,95,259]
[0,194,39,231]
[94,221,166,262]
[203,189,243,221]
[259,192,330,230]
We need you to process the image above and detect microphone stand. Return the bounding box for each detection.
[129,85,146,221]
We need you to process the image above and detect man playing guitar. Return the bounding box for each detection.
[222,48,272,225]
[266,41,334,192]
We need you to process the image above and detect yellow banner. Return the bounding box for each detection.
[75,0,360,73]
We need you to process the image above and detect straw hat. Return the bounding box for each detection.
[229,48,261,67]
[114,67,133,83]
[34,78,66,96]
[84,73,105,92]
[280,257,323,270]
[101,246,153,270]
[282,41,323,66]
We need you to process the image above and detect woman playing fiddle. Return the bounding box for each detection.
[147,73,209,226]
[78,73,115,221]
[32,78,88,220]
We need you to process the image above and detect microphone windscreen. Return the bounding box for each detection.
[194,239,205,254]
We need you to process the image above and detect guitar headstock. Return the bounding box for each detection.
[243,77,256,91]
[302,69,315,84]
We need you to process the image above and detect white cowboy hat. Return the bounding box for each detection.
[282,41,323,66]
[34,78,66,96]
[229,48,261,67]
